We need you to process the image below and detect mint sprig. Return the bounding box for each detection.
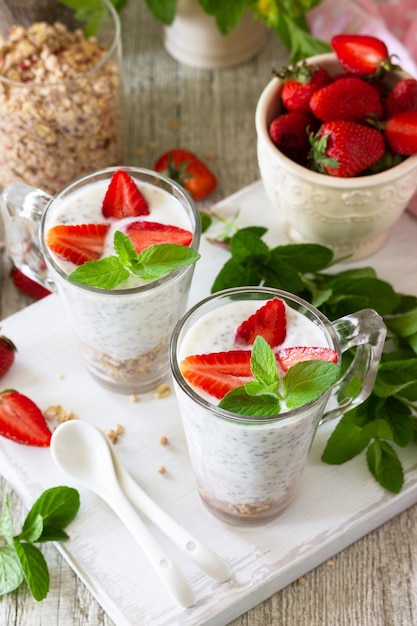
[208,222,417,493]
[0,487,80,600]
[218,336,340,415]
[68,231,200,289]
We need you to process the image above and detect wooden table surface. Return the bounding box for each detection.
[1,2,416,625]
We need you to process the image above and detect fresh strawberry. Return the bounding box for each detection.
[0,390,51,447]
[125,221,192,253]
[0,337,17,379]
[384,78,417,118]
[180,351,253,399]
[46,223,110,265]
[309,77,383,122]
[154,149,217,201]
[235,298,287,348]
[276,62,331,114]
[331,34,395,77]
[102,170,150,219]
[310,120,386,177]
[269,112,319,165]
[276,346,338,372]
[383,110,417,155]
[11,267,51,300]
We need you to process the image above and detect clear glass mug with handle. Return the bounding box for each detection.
[170,287,387,524]
[1,166,201,394]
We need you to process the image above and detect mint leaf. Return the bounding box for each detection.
[0,546,24,595]
[250,336,279,387]
[114,229,138,266]
[0,495,14,545]
[130,244,200,280]
[284,361,341,409]
[366,440,404,493]
[144,0,177,24]
[374,359,417,398]
[321,412,372,464]
[219,386,281,416]
[22,486,80,542]
[68,256,129,289]
[17,514,43,543]
[13,541,49,601]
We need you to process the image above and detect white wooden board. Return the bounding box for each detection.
[0,181,416,626]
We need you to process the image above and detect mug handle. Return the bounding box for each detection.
[321,308,387,423]
[1,182,54,291]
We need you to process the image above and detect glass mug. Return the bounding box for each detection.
[170,287,387,524]
[1,166,201,394]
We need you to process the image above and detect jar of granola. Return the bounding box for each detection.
[0,0,124,194]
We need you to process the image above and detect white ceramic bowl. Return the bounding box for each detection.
[255,53,417,260]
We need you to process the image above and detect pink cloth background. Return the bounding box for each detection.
[308,0,417,216]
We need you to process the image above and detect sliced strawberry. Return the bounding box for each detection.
[125,221,193,254]
[0,390,51,447]
[46,223,110,265]
[276,346,338,372]
[180,351,253,399]
[11,267,51,300]
[234,298,287,348]
[102,170,150,218]
[0,337,17,379]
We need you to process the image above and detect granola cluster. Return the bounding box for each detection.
[0,21,123,193]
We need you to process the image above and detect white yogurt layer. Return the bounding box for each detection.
[175,298,335,521]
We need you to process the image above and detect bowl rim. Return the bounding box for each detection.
[255,52,417,187]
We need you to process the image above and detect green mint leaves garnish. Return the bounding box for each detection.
[218,336,341,416]
[207,217,417,494]
[68,231,200,289]
[0,486,80,600]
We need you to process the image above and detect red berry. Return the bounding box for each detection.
[125,221,193,254]
[0,390,51,447]
[46,223,110,265]
[180,351,253,399]
[102,170,149,219]
[0,336,17,379]
[279,63,331,114]
[11,267,51,300]
[384,110,417,155]
[331,34,392,77]
[154,149,217,202]
[384,78,417,118]
[310,77,383,123]
[235,298,287,348]
[269,112,318,164]
[276,346,338,372]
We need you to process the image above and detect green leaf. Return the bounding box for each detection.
[17,514,43,543]
[366,440,404,493]
[229,229,270,263]
[13,541,49,601]
[374,359,417,398]
[0,495,14,545]
[114,230,138,266]
[321,412,372,464]
[270,243,334,273]
[377,397,414,447]
[211,258,263,292]
[200,0,246,33]
[325,277,400,316]
[23,487,80,542]
[386,307,417,338]
[144,0,177,24]
[219,386,281,416]
[131,244,200,280]
[250,336,279,387]
[68,256,129,289]
[283,361,340,408]
[0,545,24,595]
[199,211,212,233]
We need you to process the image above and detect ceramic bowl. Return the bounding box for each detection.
[255,53,417,261]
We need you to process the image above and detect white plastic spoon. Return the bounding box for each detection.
[50,420,195,608]
[103,431,230,582]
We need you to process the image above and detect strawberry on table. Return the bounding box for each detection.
[331,34,395,77]
[125,221,193,254]
[276,346,338,372]
[11,267,51,300]
[384,78,417,118]
[269,112,319,165]
[383,110,417,155]
[0,336,17,379]
[46,223,110,265]
[309,77,383,122]
[276,62,331,114]
[310,120,386,177]
[154,149,217,201]
[102,170,150,219]
[180,351,253,399]
[0,390,51,447]
[235,298,287,348]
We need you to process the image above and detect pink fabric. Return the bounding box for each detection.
[308,0,417,216]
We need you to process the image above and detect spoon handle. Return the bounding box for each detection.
[102,486,195,608]
[108,442,230,583]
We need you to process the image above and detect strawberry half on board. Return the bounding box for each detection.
[235,298,287,349]
[125,221,193,254]
[11,267,51,300]
[0,390,51,447]
[102,170,150,218]
[0,336,17,379]
[180,350,253,400]
[276,346,338,372]
[46,223,110,265]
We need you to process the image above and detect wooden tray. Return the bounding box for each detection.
[1,181,416,626]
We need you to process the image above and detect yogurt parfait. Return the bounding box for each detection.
[38,167,201,394]
[170,287,344,524]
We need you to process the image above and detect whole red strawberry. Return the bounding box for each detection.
[276,62,331,114]
[154,149,217,201]
[384,78,417,118]
[310,120,386,177]
[383,110,417,155]
[310,77,383,122]
[0,390,51,447]
[11,267,51,300]
[269,112,319,164]
[0,336,17,379]
[331,34,397,77]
